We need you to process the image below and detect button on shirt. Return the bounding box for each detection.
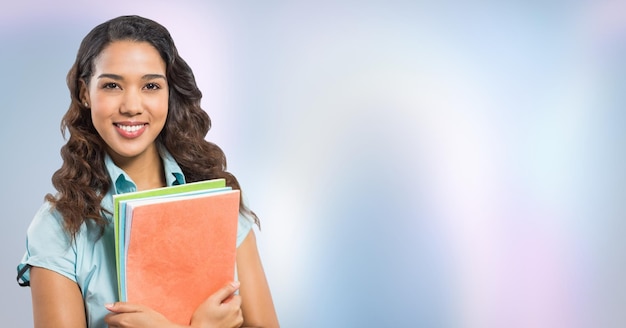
[17,148,253,327]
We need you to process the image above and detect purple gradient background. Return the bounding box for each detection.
[1,1,625,327]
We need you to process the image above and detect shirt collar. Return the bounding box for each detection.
[104,144,186,195]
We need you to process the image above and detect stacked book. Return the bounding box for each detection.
[113,178,240,325]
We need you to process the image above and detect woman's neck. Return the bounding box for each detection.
[110,146,166,191]
[129,162,166,191]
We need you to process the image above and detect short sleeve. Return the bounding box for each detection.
[17,202,77,286]
[236,212,253,247]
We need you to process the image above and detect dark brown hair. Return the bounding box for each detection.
[48,15,258,240]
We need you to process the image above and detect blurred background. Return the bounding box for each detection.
[1,1,625,327]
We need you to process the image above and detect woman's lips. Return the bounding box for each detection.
[114,123,147,138]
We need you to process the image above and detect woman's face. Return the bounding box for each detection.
[83,40,168,165]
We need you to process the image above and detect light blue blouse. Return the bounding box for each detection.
[17,147,252,327]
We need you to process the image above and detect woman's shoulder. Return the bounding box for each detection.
[26,201,72,245]
[28,199,106,243]
[29,201,63,227]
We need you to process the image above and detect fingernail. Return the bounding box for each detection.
[104,303,114,309]
[231,281,240,289]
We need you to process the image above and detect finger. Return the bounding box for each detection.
[104,312,128,327]
[104,301,144,313]
[104,311,121,325]
[209,281,240,304]
[234,306,244,327]
[223,294,242,307]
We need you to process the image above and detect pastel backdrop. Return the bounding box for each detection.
[1,1,625,327]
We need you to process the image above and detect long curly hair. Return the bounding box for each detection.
[47,15,259,240]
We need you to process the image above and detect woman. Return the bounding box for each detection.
[16,15,279,328]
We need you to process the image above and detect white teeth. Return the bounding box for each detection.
[116,124,144,132]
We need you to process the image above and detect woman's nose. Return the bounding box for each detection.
[120,90,143,115]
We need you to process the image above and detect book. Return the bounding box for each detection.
[113,179,227,295]
[113,179,240,325]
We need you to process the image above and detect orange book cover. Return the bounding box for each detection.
[124,189,240,325]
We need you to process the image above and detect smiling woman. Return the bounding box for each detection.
[84,41,169,174]
[16,15,279,328]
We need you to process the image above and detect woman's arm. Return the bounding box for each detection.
[237,230,280,328]
[105,282,243,328]
[30,266,87,328]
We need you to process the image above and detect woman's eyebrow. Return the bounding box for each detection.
[97,73,123,80]
[96,73,166,80]
[142,74,166,81]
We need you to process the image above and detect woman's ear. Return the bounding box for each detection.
[79,79,90,108]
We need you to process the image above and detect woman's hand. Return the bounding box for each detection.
[103,281,242,328]
[190,281,243,328]
[104,302,180,328]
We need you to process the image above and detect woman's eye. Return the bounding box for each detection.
[145,83,160,90]
[103,82,119,89]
